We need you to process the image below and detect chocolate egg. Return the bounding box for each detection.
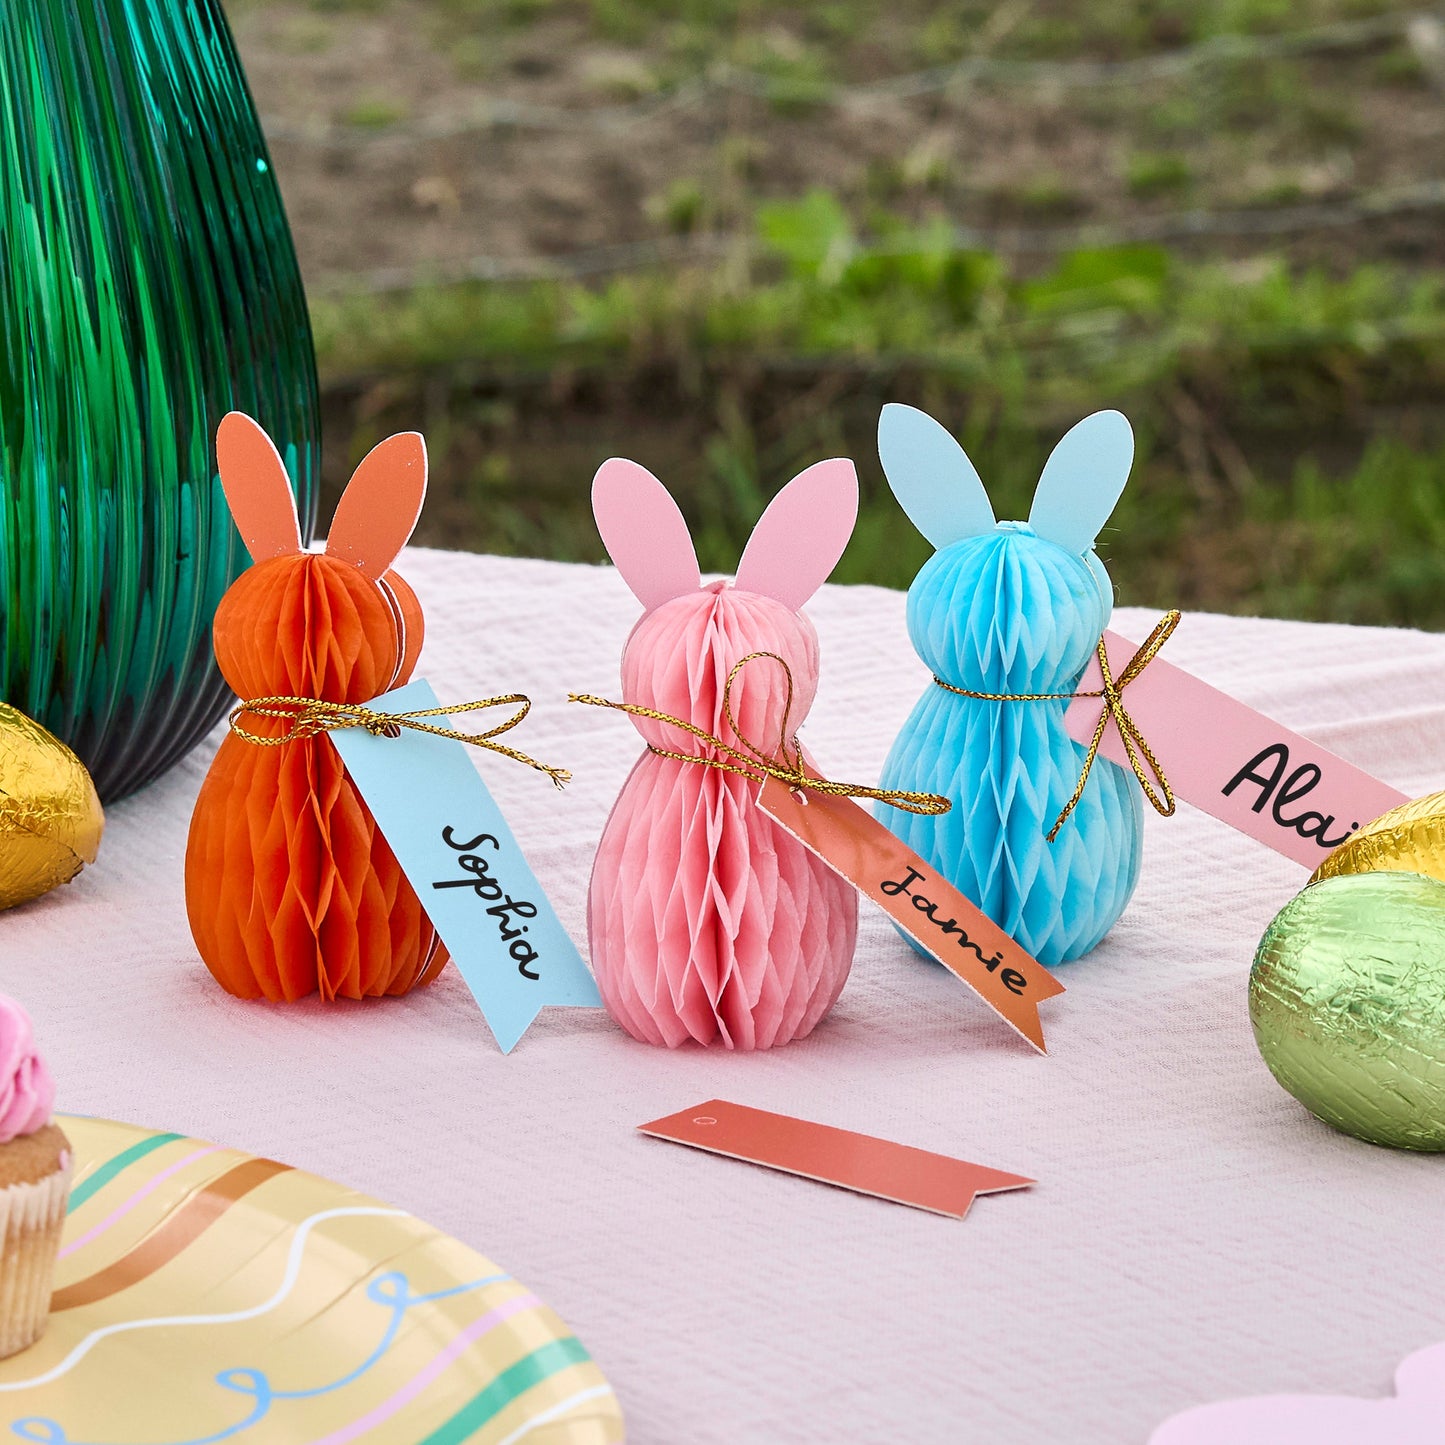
[1250,871,1445,1151]
[1311,787,1445,886]
[0,703,104,910]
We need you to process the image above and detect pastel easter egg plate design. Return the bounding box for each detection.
[0,1116,624,1444]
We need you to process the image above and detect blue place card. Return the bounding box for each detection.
[329,677,602,1052]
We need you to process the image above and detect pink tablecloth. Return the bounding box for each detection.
[6,547,1444,1443]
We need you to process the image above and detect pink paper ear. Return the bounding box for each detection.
[734,458,858,610]
[215,412,303,562]
[591,458,701,610]
[326,432,428,577]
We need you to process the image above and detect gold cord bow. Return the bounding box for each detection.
[934,610,1180,842]
[571,651,950,816]
[229,694,571,788]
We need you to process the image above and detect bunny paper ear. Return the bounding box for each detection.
[877,403,995,550]
[591,458,701,609]
[215,412,303,562]
[1027,410,1134,554]
[326,432,428,577]
[734,459,858,610]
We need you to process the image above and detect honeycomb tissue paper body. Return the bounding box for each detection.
[185,414,446,1003]
[875,404,1144,966]
[586,456,861,1049]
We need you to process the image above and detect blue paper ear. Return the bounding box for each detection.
[877,403,995,550]
[1027,410,1134,554]
[1085,550,1115,616]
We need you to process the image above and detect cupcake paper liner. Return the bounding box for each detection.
[0,1153,71,1359]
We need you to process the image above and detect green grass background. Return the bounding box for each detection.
[281,0,1445,627]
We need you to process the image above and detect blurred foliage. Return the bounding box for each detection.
[314,214,1445,393]
[313,197,1445,628]
[236,0,1421,111]
[280,0,1408,65]
[273,0,1445,629]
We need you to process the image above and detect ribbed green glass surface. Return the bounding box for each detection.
[0,0,318,799]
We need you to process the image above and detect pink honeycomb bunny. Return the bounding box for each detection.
[586,456,861,1049]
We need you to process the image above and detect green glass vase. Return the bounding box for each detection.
[0,0,319,800]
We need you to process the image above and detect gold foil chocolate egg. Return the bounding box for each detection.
[1249,871,1445,1151]
[1311,787,1445,886]
[0,703,104,910]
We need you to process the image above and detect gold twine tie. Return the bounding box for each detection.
[570,650,950,817]
[933,610,1180,842]
[229,694,571,788]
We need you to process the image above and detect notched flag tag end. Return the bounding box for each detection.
[640,1099,1035,1219]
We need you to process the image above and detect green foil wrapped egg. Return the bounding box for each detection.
[1250,871,1445,1151]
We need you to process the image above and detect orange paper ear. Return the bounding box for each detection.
[216,412,304,562]
[326,433,428,578]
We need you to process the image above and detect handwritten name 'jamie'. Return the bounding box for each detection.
[432,826,542,979]
[1221,743,1357,850]
[880,866,1028,995]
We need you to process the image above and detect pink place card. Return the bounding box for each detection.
[1064,626,1407,868]
[639,1099,1034,1219]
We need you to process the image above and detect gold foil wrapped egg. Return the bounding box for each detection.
[1249,871,1445,1151]
[0,703,104,910]
[1311,787,1445,886]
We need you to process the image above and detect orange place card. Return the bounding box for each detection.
[639,1099,1034,1219]
[756,777,1065,1052]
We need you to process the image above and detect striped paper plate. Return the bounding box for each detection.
[0,1116,625,1444]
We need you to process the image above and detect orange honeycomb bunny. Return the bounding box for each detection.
[185,413,448,1001]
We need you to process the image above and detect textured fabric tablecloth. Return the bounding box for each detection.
[6,548,1444,1444]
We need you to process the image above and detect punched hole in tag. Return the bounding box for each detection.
[693,1116,718,1127]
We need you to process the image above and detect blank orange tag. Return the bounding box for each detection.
[756,778,1065,1052]
[639,1099,1034,1219]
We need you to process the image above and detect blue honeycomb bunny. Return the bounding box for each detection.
[876,404,1143,966]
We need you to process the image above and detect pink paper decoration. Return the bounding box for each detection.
[1150,1341,1445,1444]
[587,458,861,1049]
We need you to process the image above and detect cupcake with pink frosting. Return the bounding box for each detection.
[0,996,69,1358]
